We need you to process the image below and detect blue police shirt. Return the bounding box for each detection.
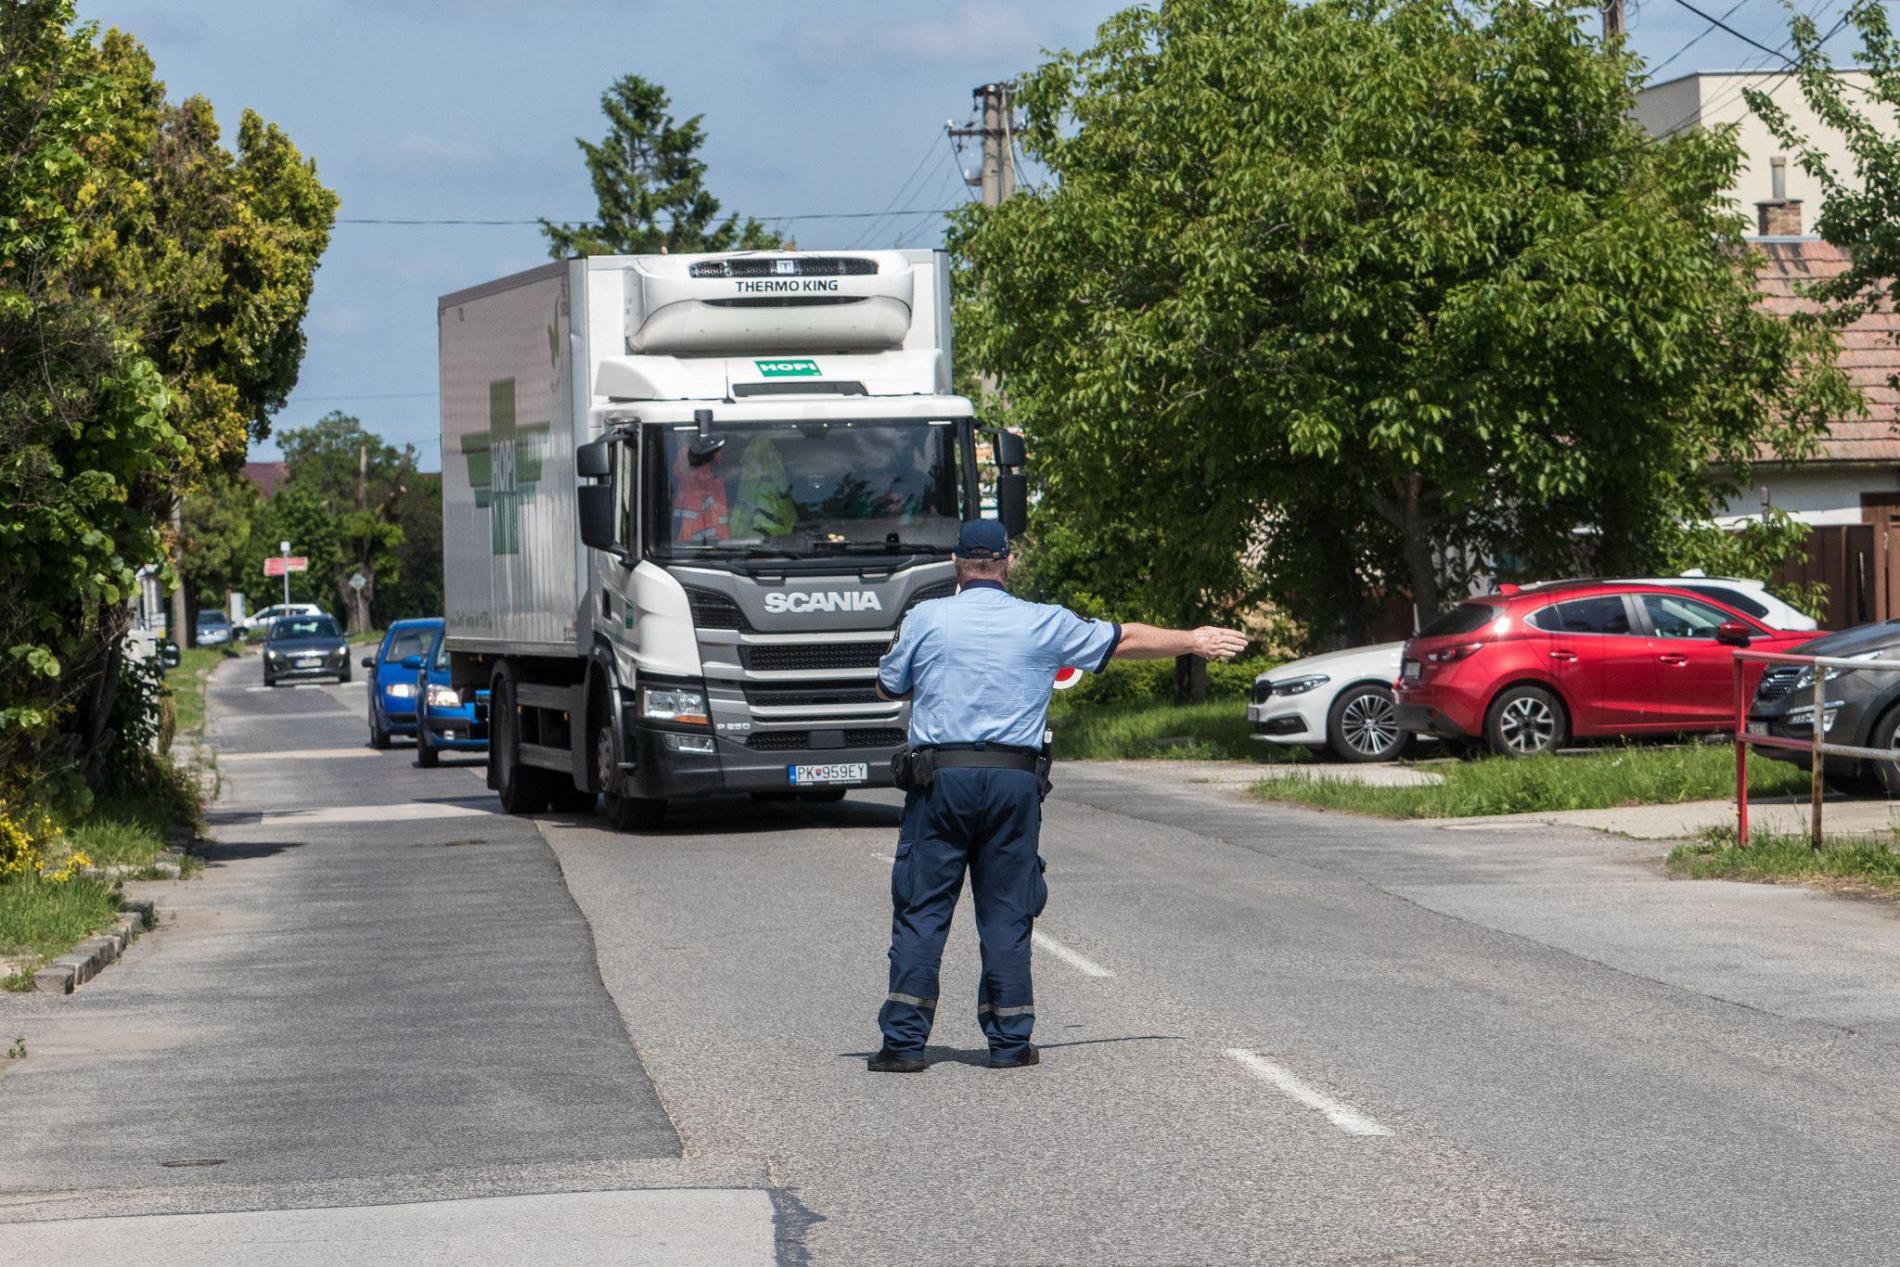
[878,581,1121,749]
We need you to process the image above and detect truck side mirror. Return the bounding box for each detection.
[998,474,1029,538]
[576,439,611,479]
[993,429,1026,468]
[579,484,617,554]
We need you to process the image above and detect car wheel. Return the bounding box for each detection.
[339,669,352,684]
[264,671,277,688]
[369,711,391,749]
[1485,685,1568,757]
[491,668,552,814]
[416,727,439,767]
[1327,684,1406,763]
[595,721,663,830]
[1867,704,1900,795]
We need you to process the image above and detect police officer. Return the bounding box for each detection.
[869,520,1247,1072]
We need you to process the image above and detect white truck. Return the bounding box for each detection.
[439,250,1026,829]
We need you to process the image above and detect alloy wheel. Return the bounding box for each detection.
[1498,696,1556,754]
[1341,691,1400,758]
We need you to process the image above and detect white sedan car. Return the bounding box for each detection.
[1249,642,1406,762]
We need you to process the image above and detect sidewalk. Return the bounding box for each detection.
[1436,793,1898,841]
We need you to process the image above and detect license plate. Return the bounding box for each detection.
[788,762,868,786]
[1747,721,1769,736]
[1401,661,1421,681]
[297,657,320,667]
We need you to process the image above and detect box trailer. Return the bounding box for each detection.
[439,249,1025,829]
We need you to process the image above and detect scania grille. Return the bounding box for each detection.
[741,641,889,672]
[1756,665,1803,703]
[746,727,906,751]
[743,683,884,709]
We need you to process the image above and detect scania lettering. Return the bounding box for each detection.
[439,250,1028,831]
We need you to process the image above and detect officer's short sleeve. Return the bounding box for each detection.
[1047,606,1121,674]
[878,615,920,696]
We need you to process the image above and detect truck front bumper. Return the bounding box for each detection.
[625,721,900,800]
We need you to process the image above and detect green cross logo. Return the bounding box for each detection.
[460,378,550,556]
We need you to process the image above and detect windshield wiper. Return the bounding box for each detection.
[807,539,953,555]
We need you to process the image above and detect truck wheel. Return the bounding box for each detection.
[595,721,664,831]
[491,670,551,814]
[1326,684,1405,763]
[1484,685,1567,757]
[549,782,597,813]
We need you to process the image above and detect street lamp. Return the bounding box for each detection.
[279,540,292,607]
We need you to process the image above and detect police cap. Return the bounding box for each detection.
[953,520,1011,560]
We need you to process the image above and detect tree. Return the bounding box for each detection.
[376,474,443,626]
[952,0,1857,655]
[542,74,780,258]
[275,412,412,630]
[178,470,261,621]
[1748,0,1900,374]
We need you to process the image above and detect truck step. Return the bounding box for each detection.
[519,742,572,773]
[517,684,576,713]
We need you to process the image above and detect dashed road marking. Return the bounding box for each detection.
[1032,931,1114,979]
[1224,1049,1392,1136]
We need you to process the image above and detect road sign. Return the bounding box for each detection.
[348,571,368,592]
[263,556,309,578]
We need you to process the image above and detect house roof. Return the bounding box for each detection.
[242,461,290,498]
[1753,237,1900,464]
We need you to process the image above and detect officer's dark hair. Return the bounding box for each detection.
[954,556,1009,583]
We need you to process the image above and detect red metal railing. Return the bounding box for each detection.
[1732,648,1900,847]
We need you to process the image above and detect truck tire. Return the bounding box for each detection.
[491,668,552,814]
[1484,685,1567,757]
[594,720,664,831]
[548,782,597,813]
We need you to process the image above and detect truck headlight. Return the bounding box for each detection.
[641,686,710,726]
[425,684,460,708]
[1271,674,1330,697]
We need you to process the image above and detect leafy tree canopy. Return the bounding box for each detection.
[542,74,780,258]
[953,0,1857,644]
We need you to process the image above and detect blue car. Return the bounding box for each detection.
[415,625,488,768]
[364,619,439,748]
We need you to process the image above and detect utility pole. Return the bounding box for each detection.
[1601,0,1623,39]
[169,499,189,647]
[949,83,1015,208]
[356,443,370,632]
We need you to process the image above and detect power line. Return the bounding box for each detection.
[847,134,952,249]
[1664,0,1799,64]
[336,209,958,227]
[1652,8,1851,139]
[294,390,438,401]
[1648,0,1751,77]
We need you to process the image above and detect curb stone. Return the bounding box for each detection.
[29,905,152,995]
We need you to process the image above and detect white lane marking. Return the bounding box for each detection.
[1032,931,1114,979]
[1224,1049,1392,1136]
[244,800,497,827]
[221,748,384,763]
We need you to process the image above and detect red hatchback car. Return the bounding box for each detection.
[1394,581,1815,756]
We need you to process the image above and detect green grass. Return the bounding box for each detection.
[1667,828,1900,896]
[1253,742,1811,819]
[169,643,242,738]
[1049,699,1307,763]
[63,792,174,870]
[0,876,121,976]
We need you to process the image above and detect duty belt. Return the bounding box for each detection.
[919,745,1041,774]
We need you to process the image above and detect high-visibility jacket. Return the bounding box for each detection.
[731,437,798,539]
[673,448,730,544]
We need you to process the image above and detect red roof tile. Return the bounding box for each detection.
[1754,238,1900,463]
[242,461,289,498]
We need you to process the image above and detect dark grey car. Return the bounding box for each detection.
[1748,619,1900,789]
[263,614,351,687]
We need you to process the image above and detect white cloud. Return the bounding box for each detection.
[778,3,1050,68]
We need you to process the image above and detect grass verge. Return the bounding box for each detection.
[1050,700,1306,763]
[0,876,122,985]
[1667,828,1900,897]
[1253,742,1811,819]
[169,643,242,738]
[63,792,180,872]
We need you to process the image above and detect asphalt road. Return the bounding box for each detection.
[8,655,1900,1264]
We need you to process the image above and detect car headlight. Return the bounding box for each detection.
[425,683,460,708]
[387,681,417,699]
[641,685,710,726]
[1792,651,1884,690]
[1270,674,1331,697]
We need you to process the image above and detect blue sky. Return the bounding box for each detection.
[79,0,1859,470]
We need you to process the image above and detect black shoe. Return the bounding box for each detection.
[989,1044,1040,1069]
[867,1048,927,1073]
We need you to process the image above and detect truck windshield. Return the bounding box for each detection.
[646,418,963,559]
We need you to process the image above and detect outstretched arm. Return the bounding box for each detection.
[1112,622,1248,662]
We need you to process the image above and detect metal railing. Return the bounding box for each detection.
[1732,649,1900,847]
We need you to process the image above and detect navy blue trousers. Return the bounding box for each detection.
[878,767,1047,1059]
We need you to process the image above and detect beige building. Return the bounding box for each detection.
[1634,70,1891,236]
